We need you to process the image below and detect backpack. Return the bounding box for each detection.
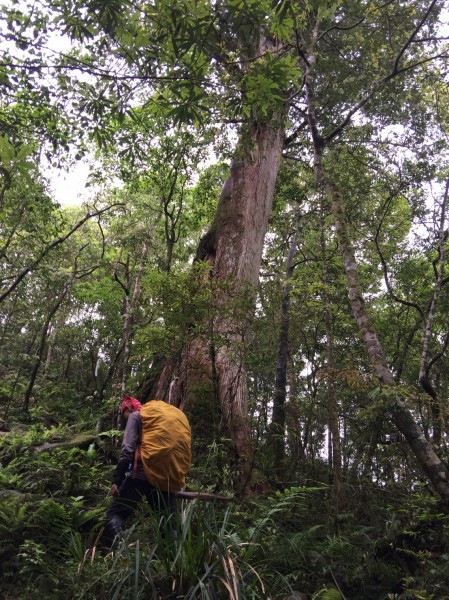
[139,400,191,492]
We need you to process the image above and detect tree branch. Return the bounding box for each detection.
[392,0,439,75]
[0,203,124,304]
[324,0,443,145]
[373,195,424,318]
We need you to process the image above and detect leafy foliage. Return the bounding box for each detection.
[0,0,449,598]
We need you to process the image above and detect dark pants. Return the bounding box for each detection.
[100,477,177,552]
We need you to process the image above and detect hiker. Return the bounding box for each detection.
[100,395,191,552]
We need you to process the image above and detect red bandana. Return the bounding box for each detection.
[120,395,142,414]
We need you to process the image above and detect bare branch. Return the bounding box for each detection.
[394,317,422,382]
[392,0,439,74]
[373,195,424,318]
[323,1,443,145]
[114,272,129,295]
[318,16,365,40]
[412,36,449,43]
[284,120,308,147]
[0,203,124,304]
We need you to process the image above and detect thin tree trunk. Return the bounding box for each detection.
[161,159,185,273]
[320,206,343,511]
[270,212,300,475]
[304,29,449,506]
[286,355,306,466]
[375,184,449,441]
[120,241,149,399]
[23,280,72,411]
[44,323,54,374]
[44,297,73,376]
[98,343,124,402]
[318,168,449,504]
[0,295,18,346]
[418,180,448,444]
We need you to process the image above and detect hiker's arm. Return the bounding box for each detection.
[111,412,141,488]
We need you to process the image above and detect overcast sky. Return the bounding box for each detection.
[45,160,91,207]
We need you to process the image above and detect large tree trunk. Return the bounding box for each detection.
[158,122,285,487]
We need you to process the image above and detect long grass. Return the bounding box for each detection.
[73,499,276,600]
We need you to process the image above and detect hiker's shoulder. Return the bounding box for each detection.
[127,411,141,428]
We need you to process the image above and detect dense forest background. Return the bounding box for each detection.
[1,1,449,598]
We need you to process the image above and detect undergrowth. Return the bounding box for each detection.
[1,424,449,599]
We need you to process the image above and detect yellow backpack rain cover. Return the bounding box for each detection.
[140,400,191,492]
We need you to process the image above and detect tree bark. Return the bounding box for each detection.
[149,24,286,488]
[160,120,285,488]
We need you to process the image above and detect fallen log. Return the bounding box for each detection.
[175,490,233,502]
[35,432,96,453]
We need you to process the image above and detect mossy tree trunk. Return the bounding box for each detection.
[156,121,285,488]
